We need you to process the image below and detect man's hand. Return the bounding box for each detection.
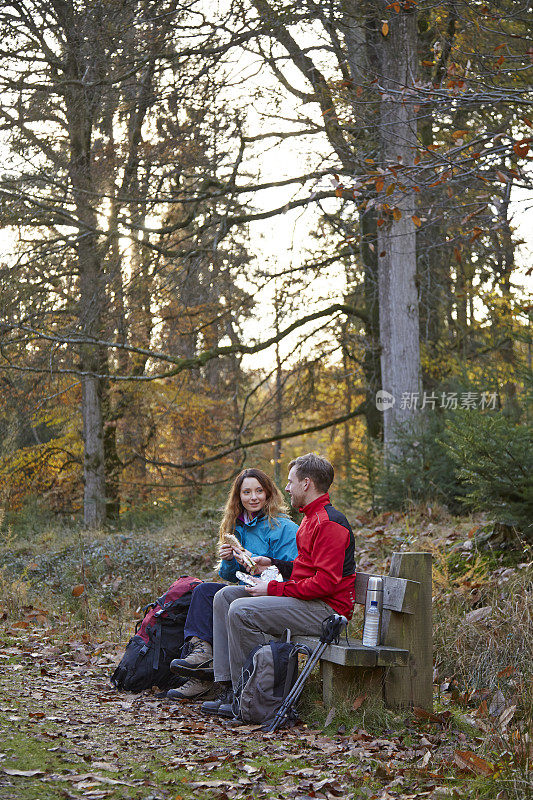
[250,556,272,575]
[219,544,235,561]
[245,581,269,596]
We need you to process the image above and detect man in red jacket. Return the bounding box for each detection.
[202,453,356,718]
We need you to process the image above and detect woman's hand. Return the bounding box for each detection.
[234,549,253,567]
[219,544,235,561]
[250,556,272,575]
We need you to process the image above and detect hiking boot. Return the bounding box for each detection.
[170,637,213,676]
[201,683,235,718]
[166,677,213,701]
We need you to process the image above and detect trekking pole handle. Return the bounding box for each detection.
[320,614,348,644]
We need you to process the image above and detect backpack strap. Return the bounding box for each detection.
[270,643,311,699]
[282,644,310,697]
[152,620,162,671]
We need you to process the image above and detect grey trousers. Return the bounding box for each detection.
[212,585,334,687]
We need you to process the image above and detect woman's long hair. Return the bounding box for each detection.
[217,468,289,544]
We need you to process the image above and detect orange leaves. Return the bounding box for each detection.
[413,707,450,725]
[513,139,530,158]
[381,21,389,36]
[412,215,422,227]
[454,751,495,777]
[385,0,417,9]
[375,177,385,192]
[351,694,367,711]
[72,584,85,597]
[392,207,402,222]
[493,42,506,68]
[461,204,487,224]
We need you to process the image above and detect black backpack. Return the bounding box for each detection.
[111,576,201,692]
[232,640,310,726]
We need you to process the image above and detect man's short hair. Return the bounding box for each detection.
[288,453,334,493]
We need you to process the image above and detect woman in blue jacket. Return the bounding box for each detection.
[167,468,298,701]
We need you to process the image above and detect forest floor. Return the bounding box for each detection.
[0,505,531,800]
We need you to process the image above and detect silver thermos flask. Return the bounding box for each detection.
[362,576,383,647]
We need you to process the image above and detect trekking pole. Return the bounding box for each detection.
[265,614,348,733]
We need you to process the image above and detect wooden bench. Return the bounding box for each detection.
[296,552,433,711]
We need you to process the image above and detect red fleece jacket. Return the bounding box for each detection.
[267,493,356,619]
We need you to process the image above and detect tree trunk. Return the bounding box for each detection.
[341,324,353,490]
[377,3,421,454]
[361,208,383,439]
[455,263,468,358]
[495,180,520,421]
[274,337,283,486]
[61,8,107,527]
[343,0,383,440]
[81,374,106,527]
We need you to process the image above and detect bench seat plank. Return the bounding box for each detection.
[295,636,409,668]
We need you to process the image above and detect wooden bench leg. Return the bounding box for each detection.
[382,552,433,710]
[321,662,384,708]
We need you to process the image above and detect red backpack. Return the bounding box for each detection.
[111,576,201,692]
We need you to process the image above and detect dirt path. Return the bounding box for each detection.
[0,624,488,800]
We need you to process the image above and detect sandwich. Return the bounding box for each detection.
[221,533,256,570]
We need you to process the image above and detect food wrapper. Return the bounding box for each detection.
[235,571,260,587]
[258,565,283,582]
[235,566,283,586]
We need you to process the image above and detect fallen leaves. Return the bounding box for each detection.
[351,694,367,711]
[0,536,527,800]
[416,749,431,768]
[465,606,492,624]
[2,768,45,777]
[413,707,451,726]
[488,689,507,717]
[454,750,495,776]
[498,704,516,732]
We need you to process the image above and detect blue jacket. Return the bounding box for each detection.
[218,514,299,583]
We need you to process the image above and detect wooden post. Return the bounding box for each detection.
[381,552,432,710]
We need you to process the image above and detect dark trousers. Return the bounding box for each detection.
[182,581,226,645]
